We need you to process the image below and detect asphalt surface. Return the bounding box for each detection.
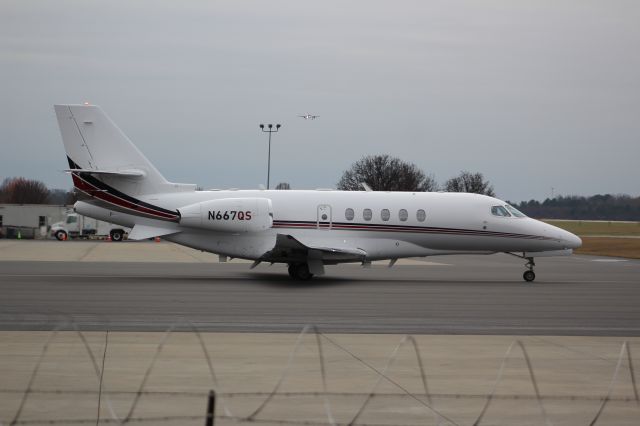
[1,254,639,335]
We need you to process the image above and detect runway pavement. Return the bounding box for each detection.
[2,242,640,424]
[1,241,639,334]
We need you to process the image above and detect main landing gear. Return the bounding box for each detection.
[288,263,314,281]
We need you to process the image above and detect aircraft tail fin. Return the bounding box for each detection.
[54,104,195,197]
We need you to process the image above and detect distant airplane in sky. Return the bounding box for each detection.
[298,114,319,120]
[55,104,581,282]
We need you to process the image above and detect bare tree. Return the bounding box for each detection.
[65,189,80,205]
[337,155,438,192]
[0,177,50,204]
[444,171,495,196]
[53,188,82,205]
[0,179,5,203]
[47,189,69,205]
[275,182,291,190]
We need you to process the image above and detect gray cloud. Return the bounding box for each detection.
[1,0,639,201]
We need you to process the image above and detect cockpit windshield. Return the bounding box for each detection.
[491,206,511,217]
[505,204,526,218]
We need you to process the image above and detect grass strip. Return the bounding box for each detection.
[575,237,640,259]
[544,220,640,236]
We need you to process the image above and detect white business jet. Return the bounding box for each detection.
[55,104,581,282]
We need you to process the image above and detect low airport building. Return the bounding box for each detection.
[0,204,70,239]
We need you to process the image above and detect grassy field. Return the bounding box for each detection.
[543,220,640,259]
[543,220,640,236]
[573,237,640,259]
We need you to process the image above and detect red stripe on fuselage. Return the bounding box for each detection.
[272,221,549,240]
[72,174,179,221]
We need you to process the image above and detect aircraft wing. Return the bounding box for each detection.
[263,233,367,263]
[127,224,181,240]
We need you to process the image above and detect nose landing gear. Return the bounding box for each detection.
[523,258,536,282]
[506,253,537,282]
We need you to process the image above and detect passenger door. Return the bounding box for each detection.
[317,204,332,230]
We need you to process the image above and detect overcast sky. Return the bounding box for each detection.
[1,0,639,202]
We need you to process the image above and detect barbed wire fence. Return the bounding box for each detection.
[2,322,639,426]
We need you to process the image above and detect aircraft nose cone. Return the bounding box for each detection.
[562,230,582,249]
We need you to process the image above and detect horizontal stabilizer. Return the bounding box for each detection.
[65,168,146,177]
[128,224,181,240]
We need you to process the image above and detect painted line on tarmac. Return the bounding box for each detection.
[3,321,640,334]
[591,258,629,262]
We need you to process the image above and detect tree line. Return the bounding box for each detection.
[0,177,76,205]
[336,154,495,195]
[511,195,640,221]
[335,155,639,221]
[3,156,639,221]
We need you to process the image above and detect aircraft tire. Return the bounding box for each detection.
[523,270,535,282]
[287,264,297,278]
[288,263,313,280]
[110,230,124,242]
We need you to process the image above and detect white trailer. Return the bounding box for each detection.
[50,211,129,241]
[0,204,69,239]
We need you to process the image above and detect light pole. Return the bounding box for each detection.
[259,123,281,189]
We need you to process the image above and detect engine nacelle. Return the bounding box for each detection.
[178,198,273,233]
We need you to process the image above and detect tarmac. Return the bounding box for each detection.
[1,331,639,426]
[0,240,639,335]
[1,240,640,425]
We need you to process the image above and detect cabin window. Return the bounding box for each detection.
[416,209,426,222]
[38,216,46,227]
[363,208,372,221]
[345,208,354,221]
[381,209,390,221]
[491,206,511,217]
[505,204,526,218]
[66,216,77,224]
[399,209,408,222]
